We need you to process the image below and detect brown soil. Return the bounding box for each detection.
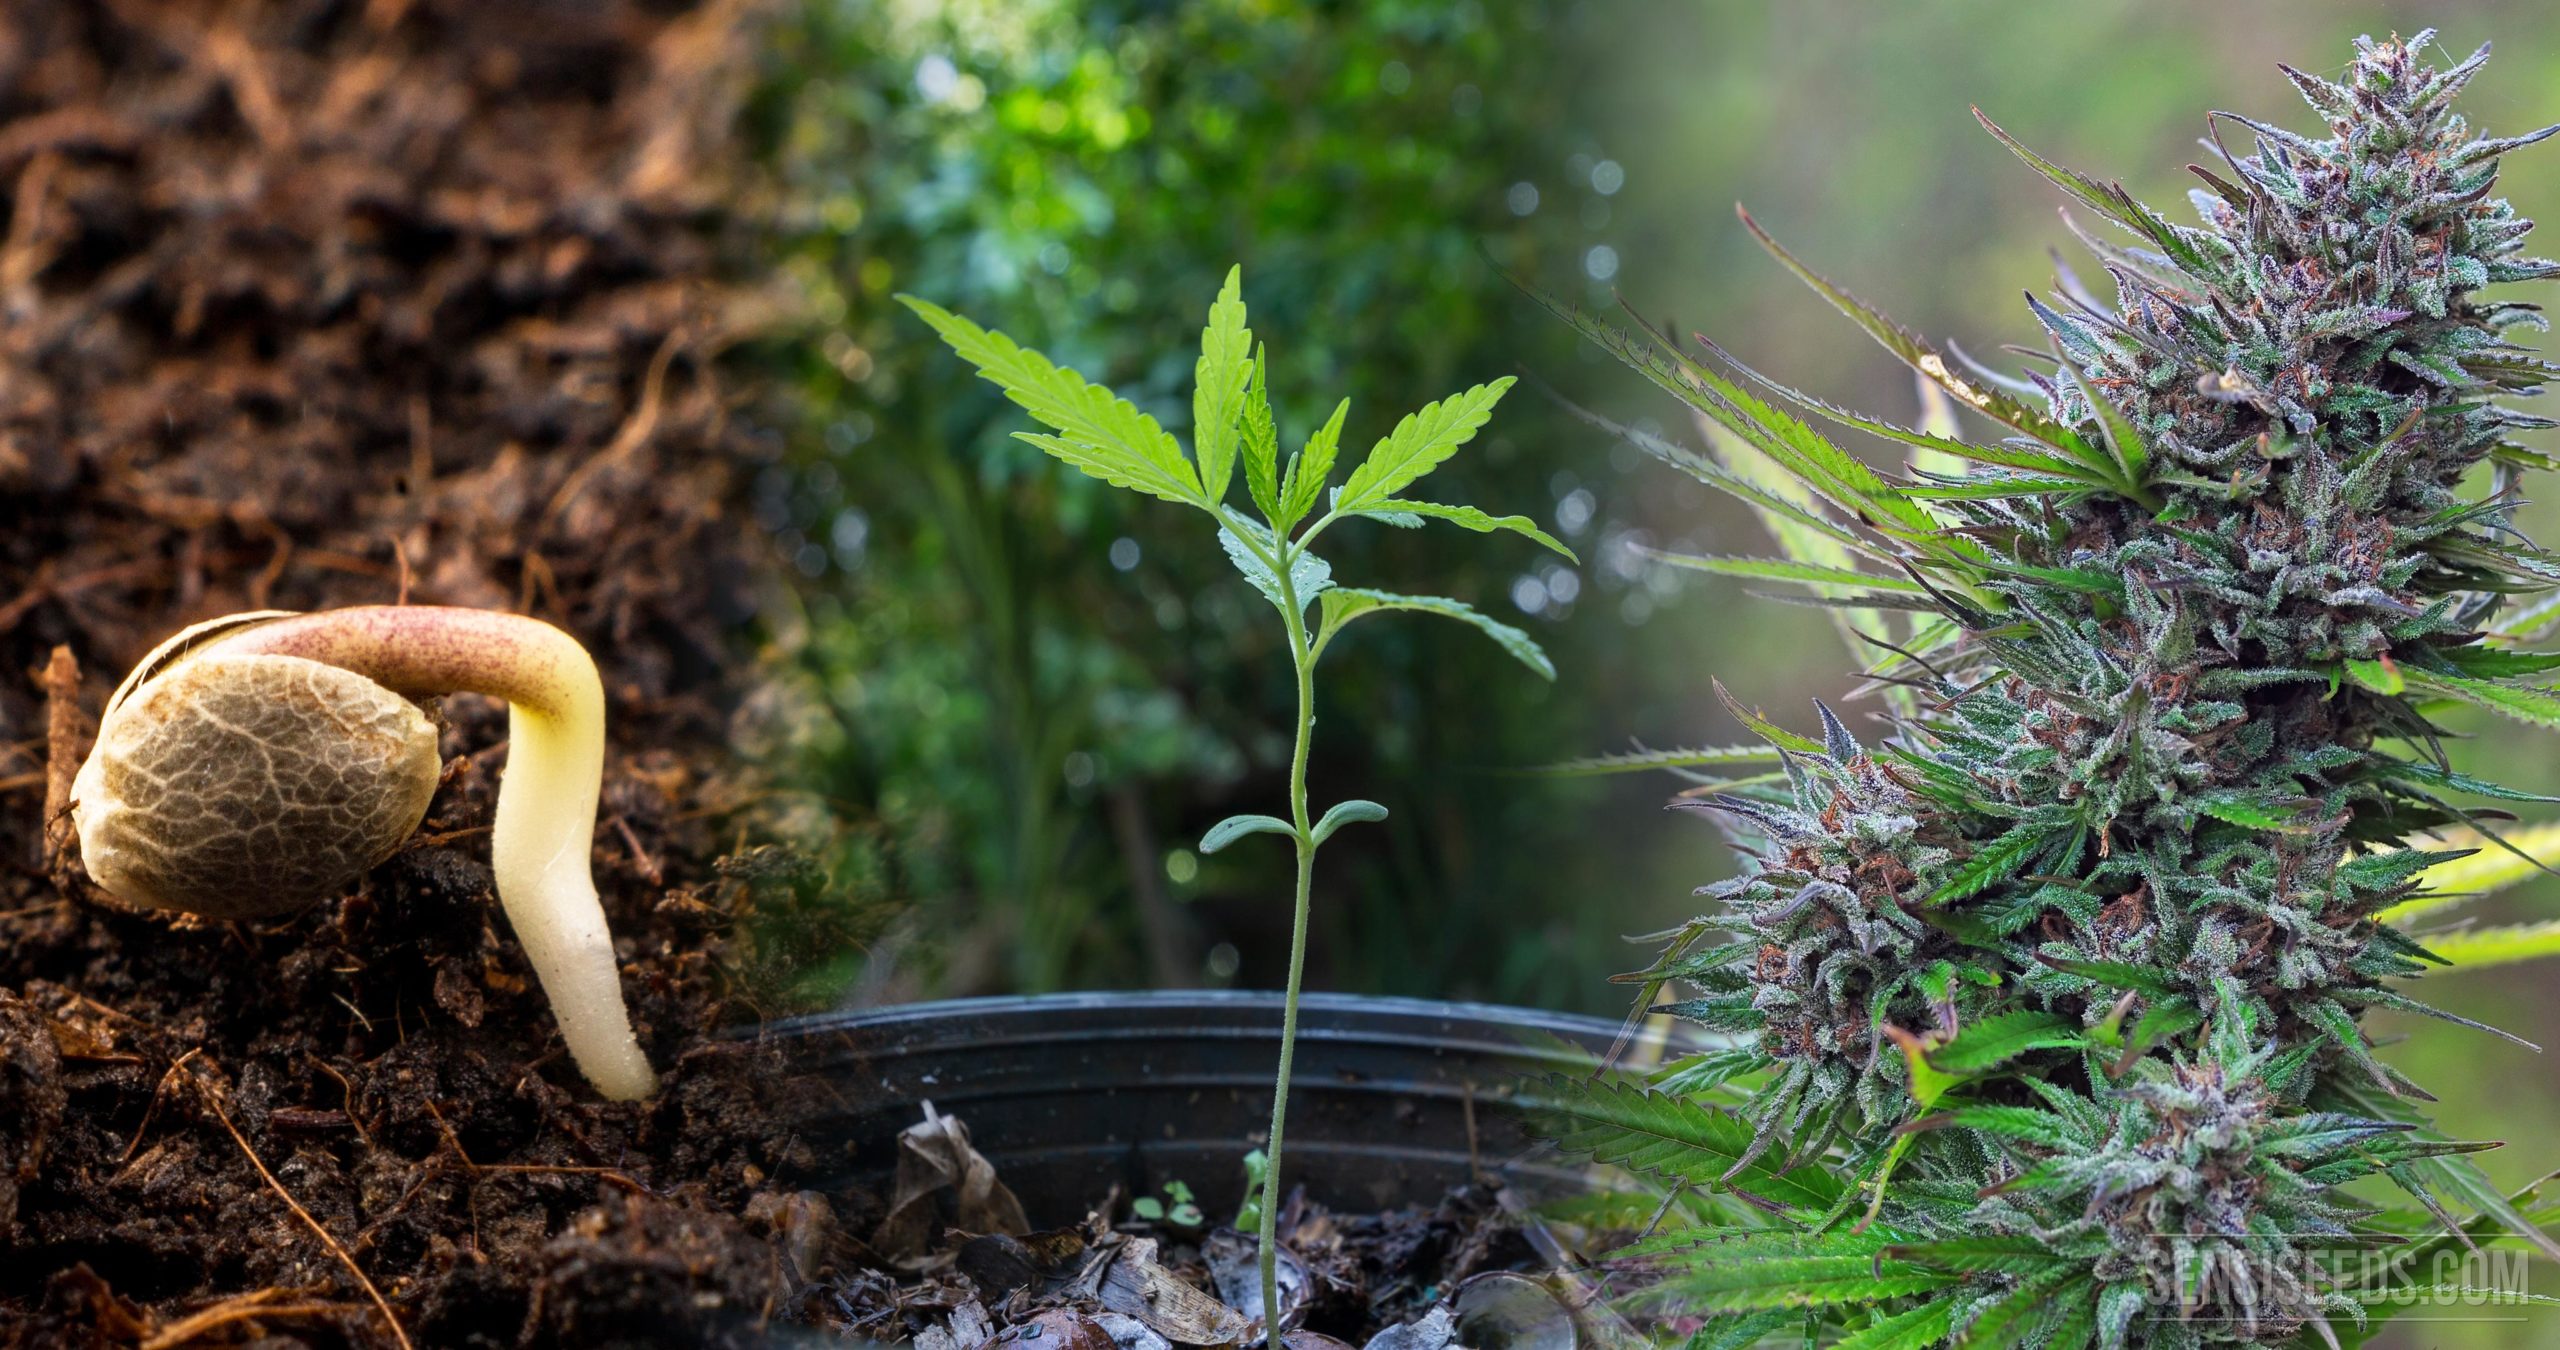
[0,2,867,1345]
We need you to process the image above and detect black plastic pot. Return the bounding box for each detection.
[775,990,1674,1226]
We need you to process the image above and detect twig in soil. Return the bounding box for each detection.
[540,329,686,536]
[0,558,175,635]
[422,1099,647,1192]
[332,993,376,1035]
[516,550,561,619]
[192,1057,416,1350]
[40,644,82,888]
[20,543,413,626]
[611,815,663,885]
[407,825,494,849]
[141,1287,353,1350]
[67,989,143,1025]
[248,523,294,611]
[201,24,292,151]
[0,151,61,293]
[311,1059,378,1150]
[122,1050,200,1165]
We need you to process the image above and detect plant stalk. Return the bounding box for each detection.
[1258,542,1321,1338]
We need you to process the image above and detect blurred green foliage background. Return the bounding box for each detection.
[748,7,2560,1336]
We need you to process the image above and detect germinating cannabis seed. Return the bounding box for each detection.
[1532,29,2560,1346]
[78,649,442,920]
[72,606,658,1102]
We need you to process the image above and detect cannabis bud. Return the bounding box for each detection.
[1532,31,2560,1347]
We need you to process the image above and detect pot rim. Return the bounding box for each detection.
[763,988,1693,1065]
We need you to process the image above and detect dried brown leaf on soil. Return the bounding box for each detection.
[872,1103,1035,1269]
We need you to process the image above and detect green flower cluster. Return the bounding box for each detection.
[1537,31,2560,1347]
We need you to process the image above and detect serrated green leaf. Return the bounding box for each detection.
[1699,334,2095,482]
[2381,825,2560,919]
[1634,1233,1962,1315]
[1521,1075,1846,1214]
[900,295,1203,506]
[1837,1299,1960,1350]
[2405,669,2560,731]
[2420,920,2560,970]
[1201,814,1294,853]
[1901,474,2095,500]
[2303,997,2399,1094]
[1334,379,1514,512]
[2191,790,2301,831]
[1956,1269,2090,1350]
[2125,997,2204,1058]
[1529,743,1786,777]
[1278,397,1348,530]
[1733,208,2098,459]
[1192,265,1252,506]
[2036,955,2176,998]
[1927,1010,2083,1075]
[1906,1107,2087,1154]
[1684,408,1891,661]
[1315,587,1553,679]
[2056,360,2156,500]
[1712,680,1831,757]
[1679,1312,1803,1350]
[1310,799,1388,844]
[1516,282,1951,554]
[1546,369,1898,567]
[1974,109,2216,277]
[1219,526,1332,613]
[2346,655,2407,695]
[1928,824,2059,905]
[2365,758,2549,804]
[2373,759,2560,804]
[2344,847,2469,892]
[1361,498,1577,560]
[999,433,1197,507]
[2436,645,2560,679]
[1651,1045,1775,1096]
[1241,350,1283,523]
[1643,550,1924,592]
[1884,1234,2076,1275]
[2324,1076,2560,1265]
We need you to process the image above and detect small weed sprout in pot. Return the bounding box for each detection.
[1529,31,2560,1348]
[72,605,658,1102]
[902,266,1568,1332]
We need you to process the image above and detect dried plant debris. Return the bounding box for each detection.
[823,1117,1566,1350]
[0,0,890,1343]
[872,1105,1035,1270]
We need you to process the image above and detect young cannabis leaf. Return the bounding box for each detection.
[901,265,1568,1330]
[1533,30,2560,1348]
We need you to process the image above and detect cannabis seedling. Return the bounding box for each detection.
[903,267,1568,1331]
[73,605,658,1101]
[1131,1178,1206,1230]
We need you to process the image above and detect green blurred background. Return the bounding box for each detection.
[747,6,2560,1339]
